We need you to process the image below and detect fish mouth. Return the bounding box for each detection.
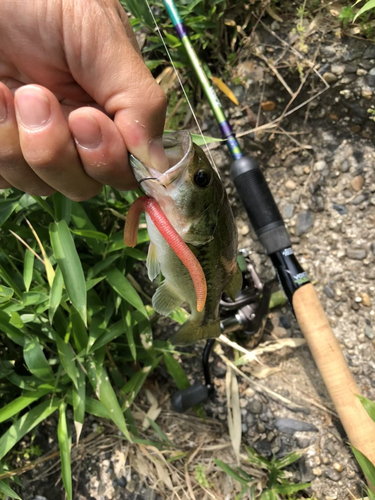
[129,131,194,196]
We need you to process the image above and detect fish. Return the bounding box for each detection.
[124,131,242,345]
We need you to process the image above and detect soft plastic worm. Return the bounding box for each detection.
[124,195,207,312]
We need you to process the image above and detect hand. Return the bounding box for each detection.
[0,0,167,200]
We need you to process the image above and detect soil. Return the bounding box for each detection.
[8,5,375,500]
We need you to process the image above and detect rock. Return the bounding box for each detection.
[364,44,375,59]
[333,462,343,472]
[324,285,335,299]
[255,439,272,458]
[346,248,367,260]
[275,418,318,435]
[285,179,296,190]
[340,160,350,173]
[279,315,291,329]
[351,175,364,191]
[324,469,341,482]
[323,72,338,84]
[332,203,347,215]
[326,440,338,456]
[296,211,314,236]
[314,160,327,171]
[331,64,345,75]
[366,74,375,87]
[282,203,294,219]
[312,467,323,476]
[362,87,373,99]
[351,193,367,205]
[365,324,374,340]
[248,399,262,414]
[241,224,250,236]
[360,293,371,307]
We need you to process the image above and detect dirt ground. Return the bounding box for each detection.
[10,4,375,500]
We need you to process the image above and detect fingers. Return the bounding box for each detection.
[0,82,56,196]
[14,85,102,201]
[64,0,168,172]
[68,107,138,190]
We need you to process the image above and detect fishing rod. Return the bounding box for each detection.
[161,0,375,476]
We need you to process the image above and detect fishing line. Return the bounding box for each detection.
[143,0,219,174]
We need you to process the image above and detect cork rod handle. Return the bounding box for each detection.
[293,284,375,487]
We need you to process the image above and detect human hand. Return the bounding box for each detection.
[0,0,167,200]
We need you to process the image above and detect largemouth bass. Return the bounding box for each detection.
[125,131,242,345]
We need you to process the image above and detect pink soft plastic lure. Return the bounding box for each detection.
[124,195,207,312]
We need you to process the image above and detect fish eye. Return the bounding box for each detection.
[194,169,211,188]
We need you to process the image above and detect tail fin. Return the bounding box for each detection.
[171,318,221,346]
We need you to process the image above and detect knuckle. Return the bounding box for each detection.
[66,186,101,202]
[26,186,56,197]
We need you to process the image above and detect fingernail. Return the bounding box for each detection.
[0,87,8,122]
[15,87,51,129]
[70,113,102,149]
[149,137,169,172]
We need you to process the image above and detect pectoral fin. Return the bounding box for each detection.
[153,280,184,316]
[171,318,221,346]
[225,264,242,301]
[146,242,160,281]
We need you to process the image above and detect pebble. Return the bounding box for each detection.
[241,224,250,236]
[323,72,338,84]
[365,324,374,339]
[351,193,367,205]
[351,175,364,191]
[314,160,328,172]
[332,203,347,215]
[324,469,341,482]
[312,467,322,476]
[296,211,314,236]
[282,203,294,219]
[275,418,318,435]
[285,179,297,190]
[333,462,343,472]
[340,160,350,173]
[248,399,262,414]
[331,64,345,75]
[346,248,367,260]
[360,293,371,307]
[324,285,335,299]
[279,315,291,329]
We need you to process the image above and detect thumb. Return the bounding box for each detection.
[64,0,168,172]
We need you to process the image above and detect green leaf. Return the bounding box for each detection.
[213,459,249,486]
[50,220,87,325]
[0,480,22,500]
[87,255,120,280]
[84,397,111,419]
[9,311,23,328]
[72,365,86,444]
[58,401,72,500]
[0,389,50,424]
[275,450,303,469]
[351,446,375,484]
[0,197,20,227]
[31,195,55,219]
[169,307,189,325]
[354,0,375,20]
[0,311,26,346]
[105,268,147,318]
[273,483,311,494]
[122,305,136,361]
[70,307,88,352]
[54,192,72,225]
[163,353,190,390]
[0,285,13,304]
[190,133,224,146]
[86,356,131,440]
[71,229,108,241]
[121,358,161,408]
[356,394,375,423]
[49,265,64,324]
[0,399,60,460]
[54,333,79,389]
[23,338,54,381]
[90,320,125,352]
[145,60,164,71]
[23,249,35,292]
[0,262,22,298]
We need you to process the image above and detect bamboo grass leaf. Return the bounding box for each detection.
[0,389,50,424]
[356,394,375,422]
[0,285,13,303]
[53,334,79,389]
[273,483,311,494]
[53,192,72,225]
[23,249,35,292]
[163,353,190,390]
[0,479,22,500]
[72,366,86,444]
[351,445,375,484]
[23,338,54,381]
[71,229,108,241]
[49,265,64,324]
[86,356,131,440]
[213,459,249,486]
[105,268,148,318]
[58,401,72,500]
[0,399,60,460]
[50,220,87,325]
[70,307,88,353]
[122,305,136,361]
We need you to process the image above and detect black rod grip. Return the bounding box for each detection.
[230,156,291,254]
[171,384,209,413]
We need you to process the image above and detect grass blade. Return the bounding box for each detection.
[213,459,249,486]
[50,220,87,325]
[122,304,136,361]
[351,445,375,484]
[90,320,125,353]
[58,401,72,500]
[86,356,131,440]
[105,268,148,318]
[72,365,86,444]
[53,333,79,389]
[163,353,190,391]
[0,479,21,500]
[23,249,35,292]
[275,450,303,469]
[49,265,64,324]
[0,399,60,460]
[23,338,54,381]
[70,307,88,352]
[356,394,375,422]
[53,192,72,225]
[273,483,311,494]
[0,389,50,424]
